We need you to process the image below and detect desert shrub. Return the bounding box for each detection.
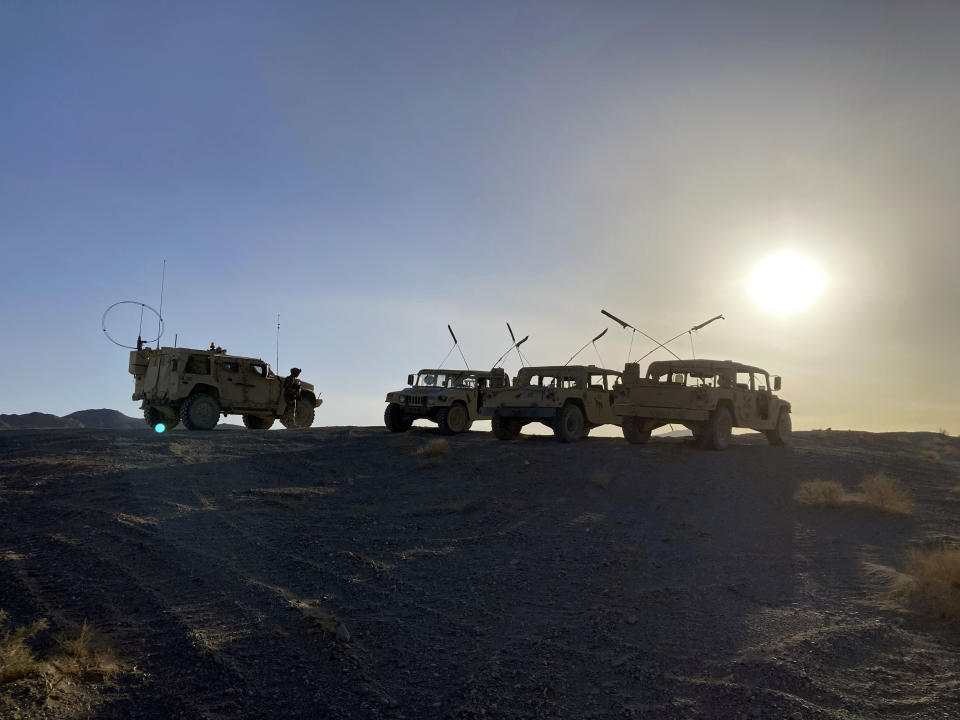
[418,438,449,458]
[0,610,48,684]
[794,480,845,507]
[52,621,119,680]
[861,472,914,515]
[907,546,960,622]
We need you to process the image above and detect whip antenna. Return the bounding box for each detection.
[493,333,530,368]
[565,328,608,366]
[275,314,280,370]
[156,260,166,350]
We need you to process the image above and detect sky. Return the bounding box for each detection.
[2,0,959,432]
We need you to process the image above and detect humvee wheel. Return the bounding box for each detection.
[242,414,275,430]
[437,402,471,435]
[554,403,585,443]
[622,417,651,445]
[384,403,413,433]
[765,410,792,446]
[492,415,522,441]
[144,406,179,431]
[180,393,220,431]
[702,407,733,450]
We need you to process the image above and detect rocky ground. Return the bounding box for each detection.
[0,426,958,719]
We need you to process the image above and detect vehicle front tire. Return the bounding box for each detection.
[437,402,471,435]
[384,403,413,433]
[554,403,586,443]
[765,410,792,446]
[282,395,316,429]
[491,415,522,441]
[702,406,733,450]
[242,414,275,430]
[180,393,220,431]
[622,417,651,445]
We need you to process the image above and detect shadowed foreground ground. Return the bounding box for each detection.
[0,426,958,719]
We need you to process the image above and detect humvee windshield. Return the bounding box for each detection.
[415,372,475,388]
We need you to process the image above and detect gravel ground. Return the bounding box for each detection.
[0,426,958,719]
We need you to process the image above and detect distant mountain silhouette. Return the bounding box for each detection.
[0,409,142,430]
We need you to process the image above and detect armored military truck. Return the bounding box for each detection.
[129,346,321,431]
[613,359,791,449]
[384,368,509,435]
[481,365,622,443]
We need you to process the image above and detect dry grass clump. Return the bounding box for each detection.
[861,472,914,515]
[907,546,960,622]
[418,438,450,458]
[52,621,119,680]
[0,610,48,684]
[794,480,845,507]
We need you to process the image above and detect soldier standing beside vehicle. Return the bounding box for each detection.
[283,367,302,415]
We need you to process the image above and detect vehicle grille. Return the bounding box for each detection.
[404,395,427,407]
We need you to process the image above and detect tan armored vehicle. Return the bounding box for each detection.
[384,368,509,435]
[613,359,791,449]
[481,365,622,443]
[129,346,321,431]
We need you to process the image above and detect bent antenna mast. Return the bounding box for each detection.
[156,260,166,350]
[633,313,725,363]
[602,308,680,362]
[436,325,471,369]
[493,323,529,368]
[564,328,608,366]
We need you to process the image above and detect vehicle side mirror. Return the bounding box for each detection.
[773,376,781,391]
[407,374,415,386]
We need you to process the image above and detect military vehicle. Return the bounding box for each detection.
[384,368,509,435]
[129,346,321,431]
[481,365,623,443]
[613,359,791,450]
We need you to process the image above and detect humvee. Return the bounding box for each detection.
[613,359,791,450]
[129,346,321,431]
[384,368,509,435]
[481,365,622,443]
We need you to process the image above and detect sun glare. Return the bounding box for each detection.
[749,252,825,315]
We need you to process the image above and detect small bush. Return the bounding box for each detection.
[794,481,845,507]
[418,438,449,458]
[52,621,119,680]
[0,610,48,684]
[907,546,960,622]
[861,472,914,515]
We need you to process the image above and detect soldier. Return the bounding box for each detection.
[283,367,302,414]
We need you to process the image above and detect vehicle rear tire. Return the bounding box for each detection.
[242,414,274,430]
[554,403,585,443]
[384,403,413,432]
[437,402,471,435]
[622,417,651,445]
[765,410,792,446]
[702,406,733,450]
[180,393,220,431]
[144,406,179,431]
[492,415,522,441]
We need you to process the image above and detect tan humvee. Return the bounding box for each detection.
[129,347,322,431]
[613,359,791,450]
[480,365,622,443]
[384,368,509,435]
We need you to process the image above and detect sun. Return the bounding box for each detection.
[749,252,825,315]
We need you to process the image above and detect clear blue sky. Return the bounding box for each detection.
[2,1,959,431]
